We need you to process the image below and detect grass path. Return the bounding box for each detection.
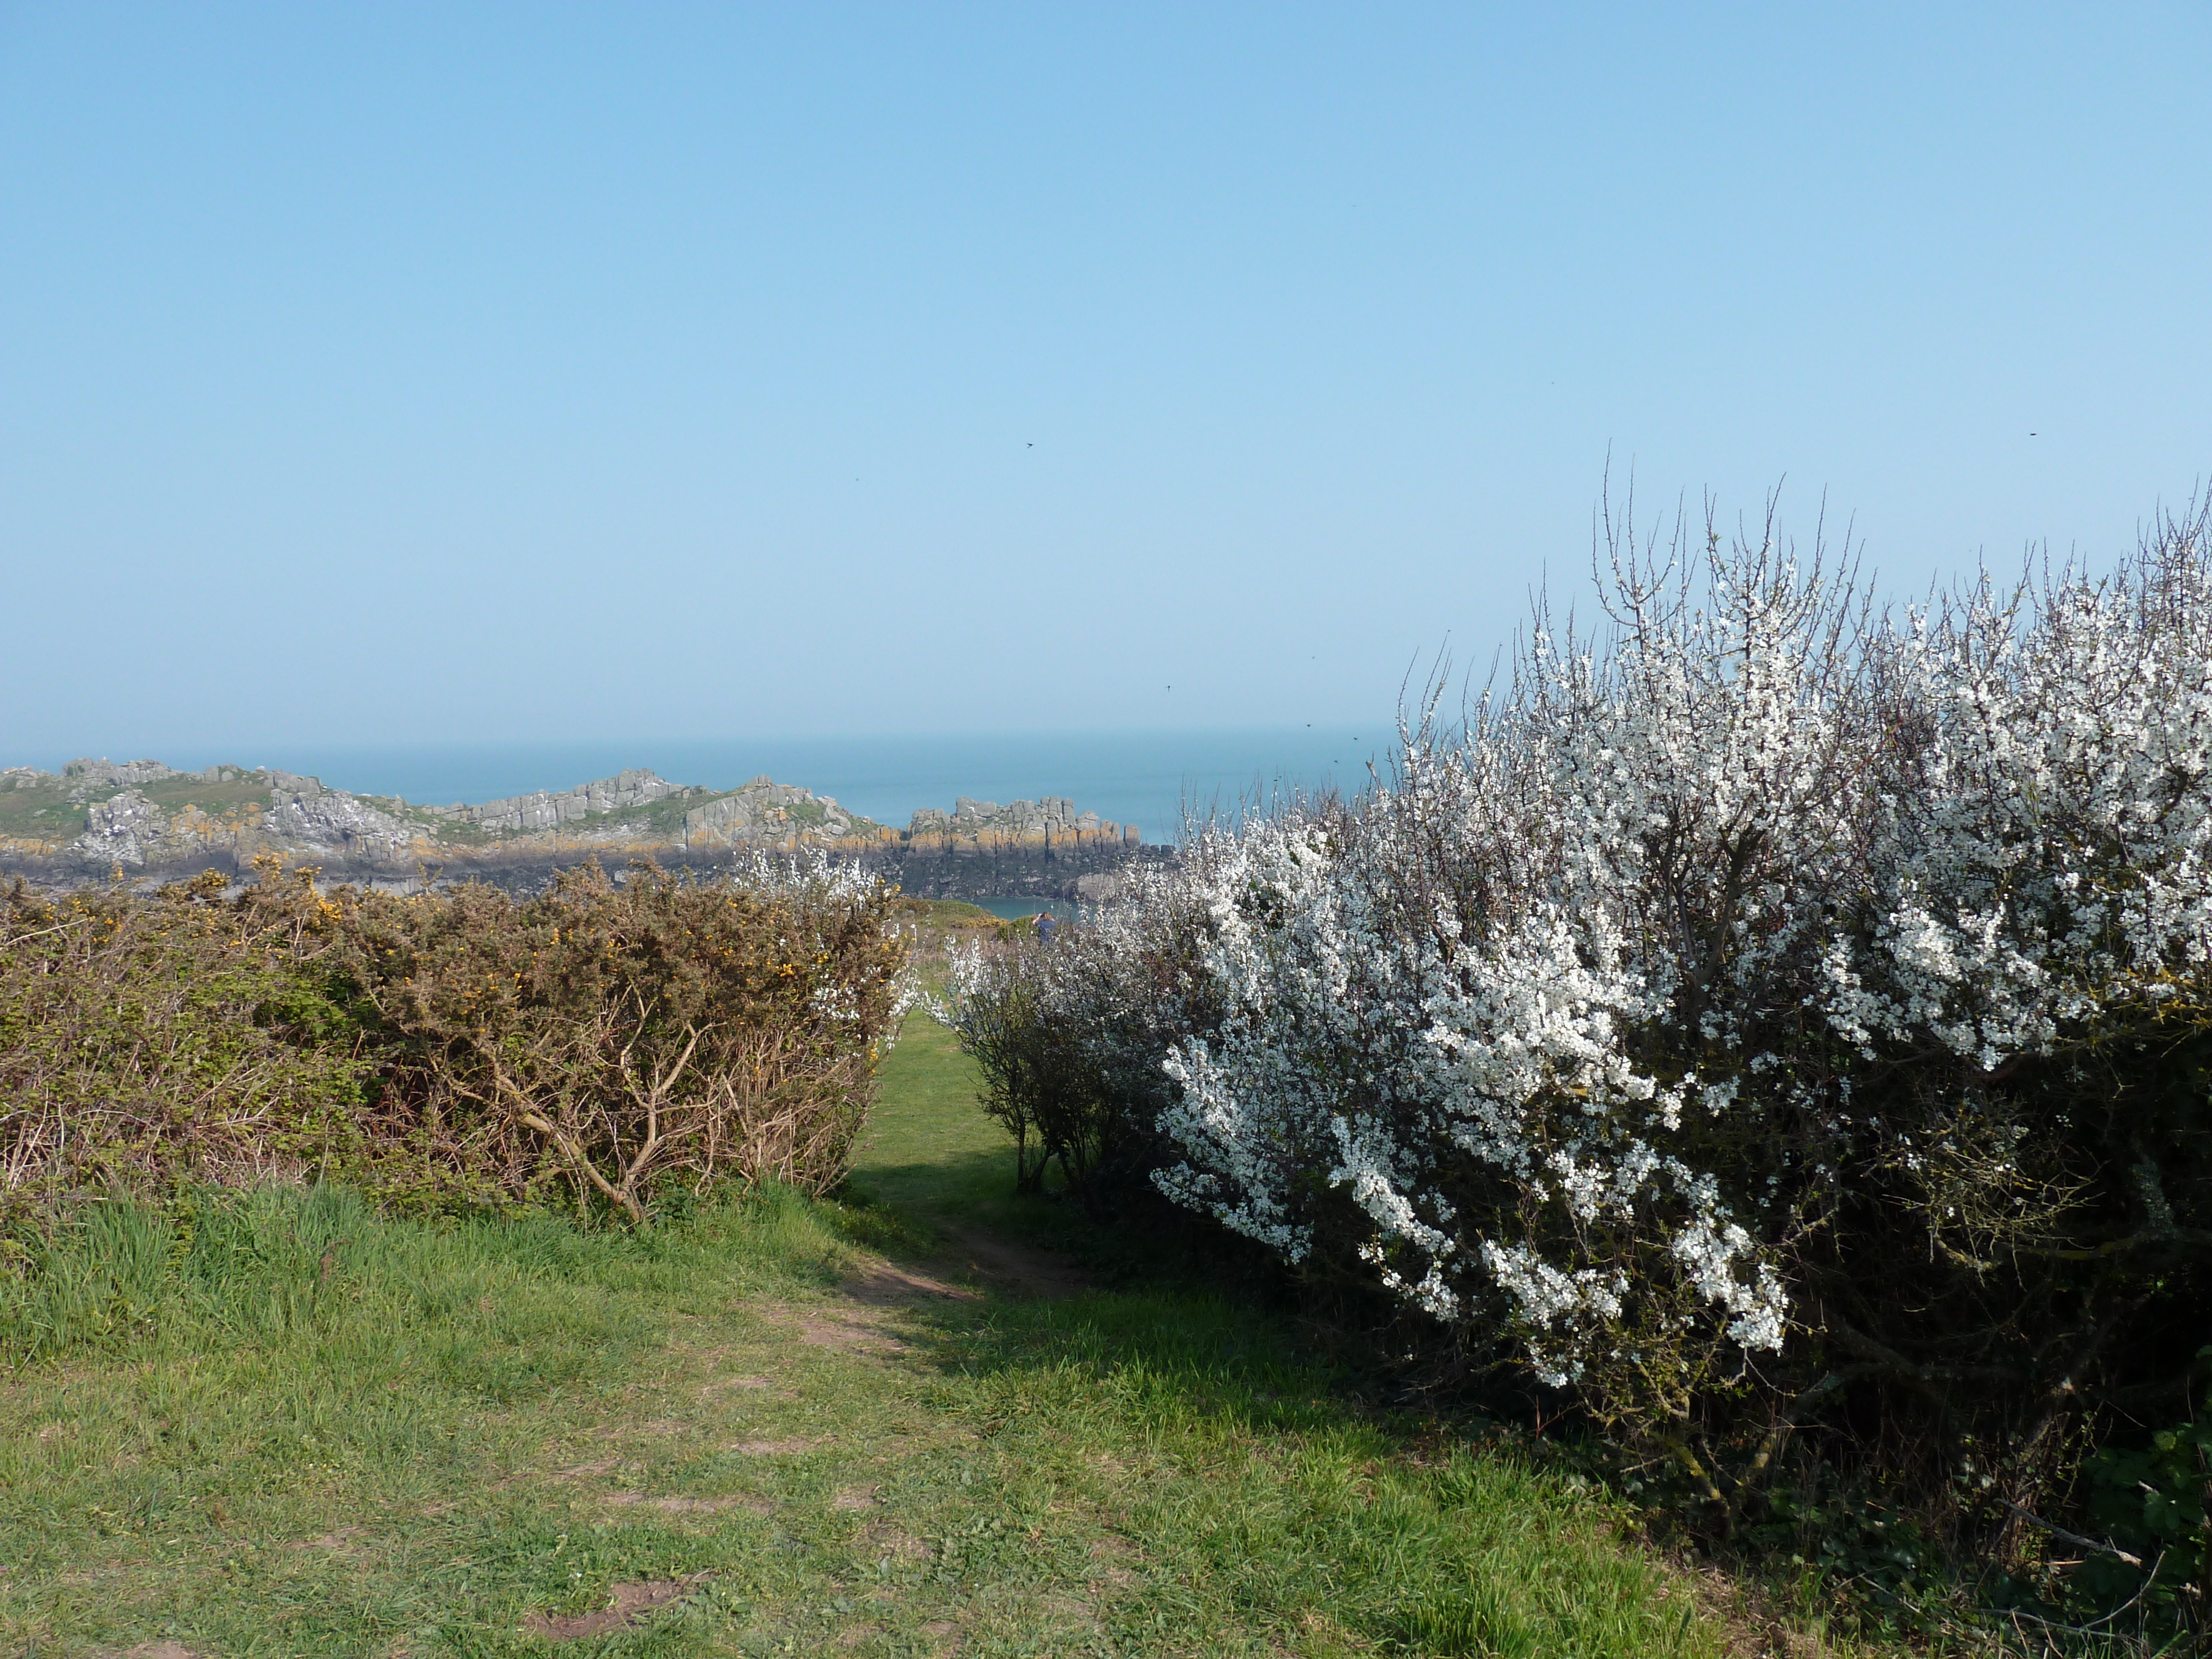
[846,1015,1095,1300]
[0,1015,1736,1657]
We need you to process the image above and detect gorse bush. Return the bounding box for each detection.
[945,498,2212,1621]
[1,855,904,1226]
[1,865,370,1212]
[348,858,904,1219]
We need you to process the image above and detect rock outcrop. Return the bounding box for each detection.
[683,777,893,850]
[1,757,1161,902]
[61,757,188,794]
[905,795,1140,851]
[59,768,432,869]
[263,774,435,860]
[4,762,902,874]
[76,789,172,867]
[430,769,687,835]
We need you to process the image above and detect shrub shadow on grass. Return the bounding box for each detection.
[0,1177,1730,1659]
[868,1270,1719,1659]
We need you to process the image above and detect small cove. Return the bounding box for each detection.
[960,896,1079,922]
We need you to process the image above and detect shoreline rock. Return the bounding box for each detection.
[0,758,1165,902]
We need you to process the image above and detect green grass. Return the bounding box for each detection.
[127,774,286,820]
[0,1014,1749,1657]
[0,773,95,843]
[848,1014,1011,1223]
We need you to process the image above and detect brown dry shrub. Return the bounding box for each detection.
[339,858,903,1219]
[1,857,904,1224]
[0,864,368,1219]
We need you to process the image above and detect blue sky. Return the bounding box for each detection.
[4,4,2208,756]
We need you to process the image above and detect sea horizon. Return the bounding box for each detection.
[9,727,1402,848]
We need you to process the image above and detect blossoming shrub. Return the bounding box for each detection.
[2,856,904,1226]
[950,503,2212,1578]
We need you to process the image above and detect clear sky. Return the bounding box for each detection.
[4,4,2208,757]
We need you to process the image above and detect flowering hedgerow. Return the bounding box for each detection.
[944,499,2212,1541]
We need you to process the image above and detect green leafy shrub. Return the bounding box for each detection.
[942,936,1115,1195]
[2069,1359,2212,1632]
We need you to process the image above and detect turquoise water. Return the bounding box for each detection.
[42,728,1396,847]
[963,896,1082,922]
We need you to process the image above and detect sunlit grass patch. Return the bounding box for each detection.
[0,1015,1760,1656]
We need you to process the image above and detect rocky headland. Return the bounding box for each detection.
[886,794,1149,902]
[0,758,1162,902]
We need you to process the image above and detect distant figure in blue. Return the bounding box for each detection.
[1034,912,1057,943]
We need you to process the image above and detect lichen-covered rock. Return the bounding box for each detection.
[62,758,179,800]
[437,768,685,835]
[9,757,1149,901]
[682,778,865,849]
[75,790,169,866]
[263,778,427,860]
[905,795,1137,849]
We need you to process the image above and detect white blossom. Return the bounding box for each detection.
[944,502,2212,1417]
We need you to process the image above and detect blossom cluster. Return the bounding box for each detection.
[950,504,2212,1432]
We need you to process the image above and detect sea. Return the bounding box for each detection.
[32,728,1399,849]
